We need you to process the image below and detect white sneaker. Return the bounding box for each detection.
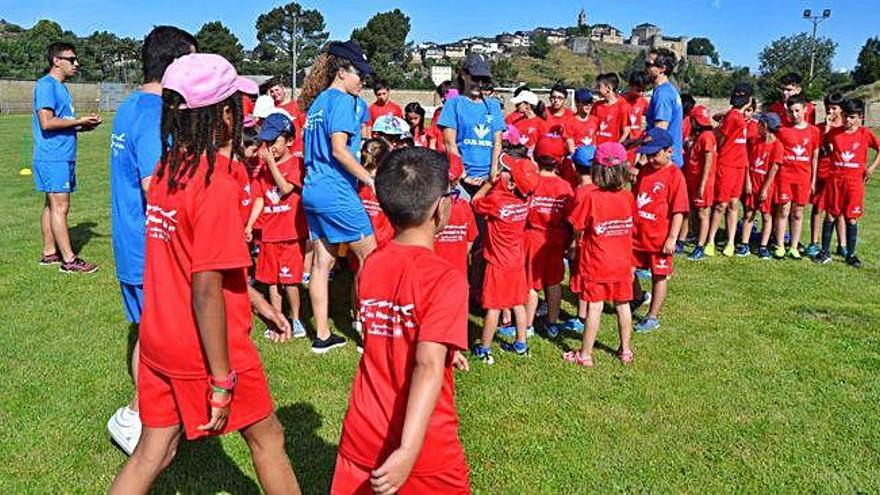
[107,406,142,456]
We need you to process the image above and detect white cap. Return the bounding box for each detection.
[252,95,276,119]
[510,90,539,106]
[372,115,411,138]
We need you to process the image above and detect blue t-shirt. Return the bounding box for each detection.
[351,97,370,156]
[646,81,684,167]
[302,88,364,213]
[109,91,162,285]
[437,95,505,178]
[32,74,77,162]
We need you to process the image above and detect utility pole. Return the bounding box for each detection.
[803,8,831,83]
[291,14,298,95]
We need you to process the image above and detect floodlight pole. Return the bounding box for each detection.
[803,9,831,83]
[291,14,298,95]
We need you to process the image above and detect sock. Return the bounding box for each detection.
[821,220,834,254]
[846,222,858,257]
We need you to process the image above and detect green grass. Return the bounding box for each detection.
[2,114,880,493]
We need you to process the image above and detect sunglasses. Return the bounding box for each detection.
[56,56,78,64]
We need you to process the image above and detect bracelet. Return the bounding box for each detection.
[211,385,231,395]
[208,389,233,408]
[209,370,238,392]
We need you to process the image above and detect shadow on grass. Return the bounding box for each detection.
[153,437,260,494]
[69,221,100,255]
[277,402,338,494]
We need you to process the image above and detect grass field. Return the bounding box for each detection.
[2,113,880,493]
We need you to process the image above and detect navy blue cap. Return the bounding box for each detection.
[637,127,674,155]
[572,145,596,169]
[574,88,594,103]
[462,53,491,78]
[257,113,293,142]
[328,40,373,76]
[756,112,781,131]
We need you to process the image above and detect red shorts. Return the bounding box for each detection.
[569,246,589,294]
[824,174,865,219]
[524,229,566,290]
[331,453,471,495]
[481,263,528,309]
[256,240,305,285]
[743,175,774,214]
[811,177,827,208]
[579,280,633,303]
[632,250,674,276]
[138,362,274,440]
[775,176,811,206]
[713,165,746,203]
[686,171,714,209]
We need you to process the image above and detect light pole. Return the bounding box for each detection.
[803,8,831,83]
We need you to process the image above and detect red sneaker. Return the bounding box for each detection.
[39,253,62,265]
[60,257,99,274]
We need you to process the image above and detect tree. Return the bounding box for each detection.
[852,37,880,86]
[528,34,550,59]
[687,37,719,65]
[351,9,411,87]
[757,32,836,101]
[256,2,328,85]
[491,57,517,86]
[196,21,244,68]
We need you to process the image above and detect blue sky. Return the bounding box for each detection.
[2,0,874,71]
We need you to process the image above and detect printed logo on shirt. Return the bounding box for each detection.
[110,133,125,156]
[593,216,634,237]
[656,257,669,269]
[636,192,652,210]
[530,196,567,214]
[498,203,529,221]
[598,120,610,137]
[359,298,416,339]
[437,223,469,243]
[145,205,178,242]
[474,123,491,139]
[838,150,857,168]
[305,110,323,131]
[242,183,251,207]
[581,135,594,146]
[734,128,748,145]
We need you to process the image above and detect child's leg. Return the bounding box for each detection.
[545,284,562,324]
[579,301,604,357]
[632,274,643,302]
[697,207,711,247]
[821,215,836,253]
[303,240,314,278]
[109,425,181,494]
[481,309,501,347]
[760,212,774,247]
[240,414,301,495]
[845,219,858,256]
[647,274,668,320]
[725,199,740,247]
[810,206,823,245]
[790,205,805,249]
[526,289,540,328]
[283,285,300,321]
[707,202,728,247]
[836,216,848,250]
[741,209,756,245]
[678,215,690,243]
[774,203,791,249]
[512,304,528,343]
[268,285,283,313]
[614,301,633,353]
[501,308,512,327]
[577,299,587,319]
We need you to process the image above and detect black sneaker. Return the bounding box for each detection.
[813,251,832,265]
[39,253,62,265]
[59,257,99,274]
[846,255,862,269]
[311,334,346,354]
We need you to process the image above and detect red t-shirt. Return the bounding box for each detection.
[748,138,784,190]
[623,93,648,139]
[368,100,403,126]
[633,164,689,253]
[513,116,546,149]
[817,122,844,179]
[768,100,817,127]
[543,108,574,138]
[359,184,395,245]
[568,188,635,282]
[685,130,717,180]
[682,112,693,142]
[590,98,630,145]
[141,155,259,379]
[472,183,529,269]
[828,126,880,178]
[565,115,600,147]
[276,100,306,156]
[777,124,821,181]
[527,174,574,236]
[428,106,447,154]
[339,242,468,475]
[434,198,478,275]
[255,156,308,242]
[505,111,526,126]
[717,109,749,169]
[412,127,429,147]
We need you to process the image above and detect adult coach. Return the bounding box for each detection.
[299,41,376,354]
[105,26,198,455]
[645,48,684,168]
[33,42,102,273]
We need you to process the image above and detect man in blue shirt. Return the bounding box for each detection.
[645,48,684,168]
[33,42,102,273]
[105,27,197,456]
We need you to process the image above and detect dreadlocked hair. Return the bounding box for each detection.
[157,90,245,189]
[300,52,354,110]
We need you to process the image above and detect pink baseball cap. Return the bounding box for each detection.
[162,53,258,109]
[502,124,522,145]
[594,142,628,166]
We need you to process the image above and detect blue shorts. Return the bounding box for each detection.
[34,161,76,193]
[305,207,373,244]
[120,282,144,324]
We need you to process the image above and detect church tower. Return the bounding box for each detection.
[577,7,587,27]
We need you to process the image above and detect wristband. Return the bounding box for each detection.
[211,385,231,395]
[208,389,233,408]
[209,370,237,392]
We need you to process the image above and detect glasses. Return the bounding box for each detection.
[550,95,566,101]
[56,56,78,64]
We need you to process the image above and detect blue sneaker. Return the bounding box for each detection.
[292,319,307,338]
[630,291,652,314]
[757,246,771,260]
[675,241,685,255]
[634,316,661,333]
[561,318,585,333]
[635,268,651,280]
[500,340,530,356]
[688,246,705,261]
[472,345,495,365]
[804,243,820,258]
[734,244,750,257]
[545,323,562,338]
[497,324,515,338]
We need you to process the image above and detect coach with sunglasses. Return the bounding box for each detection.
[645,48,684,167]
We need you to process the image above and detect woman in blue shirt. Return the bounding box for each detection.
[300,41,375,353]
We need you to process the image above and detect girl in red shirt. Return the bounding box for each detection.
[684,106,717,260]
[404,102,429,147]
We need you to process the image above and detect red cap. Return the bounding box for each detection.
[594,142,627,166]
[500,153,539,195]
[534,135,566,161]
[691,105,712,127]
[447,153,464,181]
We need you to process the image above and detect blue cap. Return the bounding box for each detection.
[574,88,594,103]
[637,127,674,155]
[756,112,781,131]
[572,145,596,169]
[257,113,293,142]
[328,40,373,76]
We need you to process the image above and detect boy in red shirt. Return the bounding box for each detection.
[244,113,309,339]
[743,112,784,259]
[565,88,599,153]
[773,94,821,259]
[333,147,471,494]
[815,98,880,267]
[767,72,816,127]
[471,154,539,364]
[591,73,631,146]
[622,71,650,163]
[631,128,688,333]
[368,78,403,126]
[264,77,306,157]
[434,154,478,274]
[806,92,846,257]
[563,142,635,367]
[705,91,750,257]
[684,106,717,261]
[525,137,575,337]
[544,83,574,138]
[565,145,597,333]
[110,54,299,494]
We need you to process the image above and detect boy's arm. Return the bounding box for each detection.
[663,213,684,255]
[192,270,232,432]
[470,179,494,202]
[866,141,880,181]
[262,151,297,196]
[810,149,819,194]
[697,151,713,201]
[244,197,264,241]
[370,341,447,494]
[760,162,780,201]
[490,131,503,181]
[743,166,753,196]
[37,108,98,131]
